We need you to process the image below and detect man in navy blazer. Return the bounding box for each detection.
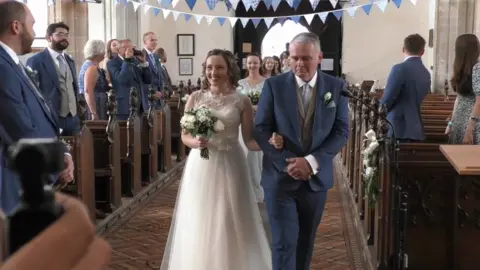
[254,32,349,270]
[107,39,153,120]
[380,34,431,141]
[142,31,164,107]
[0,1,74,214]
[27,22,80,136]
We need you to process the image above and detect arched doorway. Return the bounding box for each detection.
[261,21,309,58]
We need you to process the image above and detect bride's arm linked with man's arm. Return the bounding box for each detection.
[254,79,349,175]
[240,95,284,151]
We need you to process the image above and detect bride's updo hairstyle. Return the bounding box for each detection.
[201,49,241,90]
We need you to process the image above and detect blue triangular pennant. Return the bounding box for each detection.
[362,3,373,15]
[206,0,218,10]
[152,7,161,16]
[161,0,172,7]
[290,16,301,23]
[392,0,402,8]
[292,0,301,10]
[278,17,288,25]
[184,14,192,21]
[217,17,226,26]
[271,0,281,11]
[251,18,261,27]
[185,0,196,10]
[332,10,342,20]
[225,0,232,11]
[263,0,272,9]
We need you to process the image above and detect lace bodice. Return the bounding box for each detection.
[188,90,247,151]
[236,78,265,95]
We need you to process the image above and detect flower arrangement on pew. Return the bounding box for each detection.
[181,94,190,103]
[362,129,381,207]
[180,106,225,159]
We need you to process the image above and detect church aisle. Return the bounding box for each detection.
[104,174,359,270]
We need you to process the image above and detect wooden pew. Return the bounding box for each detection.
[339,87,462,269]
[116,88,141,196]
[141,85,159,185]
[86,90,122,213]
[58,94,95,219]
[167,81,187,162]
[157,101,172,173]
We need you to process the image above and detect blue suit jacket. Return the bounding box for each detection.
[143,49,164,91]
[0,47,61,214]
[254,70,349,192]
[26,49,79,117]
[106,56,152,116]
[380,57,431,140]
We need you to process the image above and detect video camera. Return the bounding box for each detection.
[6,139,65,256]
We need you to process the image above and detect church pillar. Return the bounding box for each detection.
[432,0,475,93]
[48,0,88,70]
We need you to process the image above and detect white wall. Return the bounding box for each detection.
[342,0,432,87]
[140,0,234,84]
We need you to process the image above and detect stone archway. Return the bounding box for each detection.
[261,20,309,58]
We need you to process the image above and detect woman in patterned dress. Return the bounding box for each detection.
[237,53,266,203]
[446,34,480,144]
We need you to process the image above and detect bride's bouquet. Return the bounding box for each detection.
[180,106,225,159]
[247,91,260,105]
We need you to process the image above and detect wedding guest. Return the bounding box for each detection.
[78,39,109,120]
[272,55,281,74]
[0,193,111,270]
[380,34,431,142]
[100,39,119,85]
[155,47,173,95]
[446,34,480,144]
[27,22,80,136]
[262,56,278,78]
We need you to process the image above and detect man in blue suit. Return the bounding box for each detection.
[0,1,74,214]
[254,32,349,270]
[380,34,431,141]
[27,22,80,136]
[107,39,154,120]
[142,31,164,107]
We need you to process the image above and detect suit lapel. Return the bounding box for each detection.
[0,49,57,129]
[40,49,60,88]
[284,72,301,140]
[312,70,327,149]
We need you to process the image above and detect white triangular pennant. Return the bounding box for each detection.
[172,11,180,21]
[143,5,151,15]
[171,0,180,7]
[229,0,240,9]
[162,9,171,19]
[263,18,274,28]
[131,1,142,12]
[194,14,203,24]
[329,0,338,7]
[346,6,358,17]
[318,12,328,23]
[228,17,238,27]
[286,0,294,8]
[410,0,417,5]
[206,16,215,25]
[375,0,388,12]
[240,18,249,28]
[304,14,315,25]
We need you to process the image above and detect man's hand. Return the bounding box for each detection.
[124,48,134,59]
[154,91,163,100]
[58,154,74,184]
[286,157,312,180]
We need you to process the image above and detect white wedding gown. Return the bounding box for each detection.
[237,78,265,203]
[160,90,271,270]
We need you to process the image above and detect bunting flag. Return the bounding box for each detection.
[48,0,416,28]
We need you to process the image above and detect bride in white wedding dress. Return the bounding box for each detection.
[160,49,283,270]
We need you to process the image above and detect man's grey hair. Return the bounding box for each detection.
[290,32,322,52]
[83,39,106,60]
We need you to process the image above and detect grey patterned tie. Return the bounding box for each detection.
[302,84,310,113]
[150,54,157,71]
[57,54,67,75]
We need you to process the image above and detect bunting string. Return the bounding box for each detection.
[45,0,417,28]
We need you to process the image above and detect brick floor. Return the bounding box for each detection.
[103,177,355,270]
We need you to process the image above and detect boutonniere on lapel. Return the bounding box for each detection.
[25,66,40,88]
[324,92,336,108]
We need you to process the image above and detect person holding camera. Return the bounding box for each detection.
[106,39,152,120]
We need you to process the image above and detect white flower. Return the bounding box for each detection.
[26,66,33,73]
[364,129,376,141]
[368,141,379,151]
[363,159,369,167]
[355,83,361,87]
[180,114,195,129]
[365,167,374,178]
[181,94,190,102]
[213,120,225,132]
[324,92,332,103]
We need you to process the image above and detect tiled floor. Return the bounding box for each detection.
[104,177,356,270]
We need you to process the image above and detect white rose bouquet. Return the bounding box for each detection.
[247,91,260,105]
[180,106,225,159]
